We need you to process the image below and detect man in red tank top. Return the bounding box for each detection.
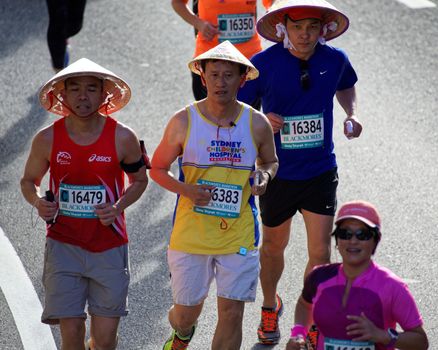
[20,58,148,350]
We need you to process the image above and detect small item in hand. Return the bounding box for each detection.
[140,140,152,169]
[346,120,353,139]
[45,190,55,224]
[255,172,261,186]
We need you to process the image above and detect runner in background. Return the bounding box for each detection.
[171,0,273,108]
[45,0,87,72]
[20,58,148,350]
[238,0,363,345]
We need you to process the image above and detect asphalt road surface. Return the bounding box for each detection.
[0,0,437,349]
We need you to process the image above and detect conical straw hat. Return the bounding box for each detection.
[257,0,349,43]
[188,41,259,81]
[39,58,131,116]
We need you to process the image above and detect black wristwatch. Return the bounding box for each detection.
[386,328,399,348]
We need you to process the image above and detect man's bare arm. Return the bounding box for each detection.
[20,126,57,221]
[150,109,214,206]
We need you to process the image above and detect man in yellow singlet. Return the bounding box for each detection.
[151,41,278,349]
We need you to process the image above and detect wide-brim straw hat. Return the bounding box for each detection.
[257,0,349,43]
[39,58,131,117]
[188,41,259,81]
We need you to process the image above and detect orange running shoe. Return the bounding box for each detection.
[306,324,319,350]
[257,294,284,344]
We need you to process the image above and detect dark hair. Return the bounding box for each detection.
[200,59,247,76]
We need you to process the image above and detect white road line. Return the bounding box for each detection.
[395,0,436,8]
[0,227,57,350]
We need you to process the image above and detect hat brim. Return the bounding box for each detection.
[188,58,259,81]
[187,41,259,81]
[335,215,379,229]
[39,58,131,117]
[257,1,349,43]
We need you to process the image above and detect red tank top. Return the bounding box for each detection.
[48,116,127,252]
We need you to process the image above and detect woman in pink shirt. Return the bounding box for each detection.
[286,200,428,350]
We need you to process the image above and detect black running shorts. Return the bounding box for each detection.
[259,168,339,227]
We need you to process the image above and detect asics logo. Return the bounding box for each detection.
[88,154,111,162]
[56,151,72,165]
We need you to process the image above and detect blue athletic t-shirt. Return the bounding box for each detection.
[238,42,357,180]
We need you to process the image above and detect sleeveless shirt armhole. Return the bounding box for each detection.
[50,118,64,164]
[182,105,192,153]
[248,108,258,152]
[234,103,245,123]
[302,263,341,304]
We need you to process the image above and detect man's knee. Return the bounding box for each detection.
[93,335,118,350]
[261,237,288,257]
[60,318,85,341]
[218,304,244,326]
[169,308,197,331]
[261,221,292,255]
[308,244,331,264]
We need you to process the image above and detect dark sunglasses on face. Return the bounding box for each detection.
[299,60,310,90]
[334,227,376,241]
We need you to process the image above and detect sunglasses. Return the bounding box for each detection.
[299,60,310,91]
[334,227,376,241]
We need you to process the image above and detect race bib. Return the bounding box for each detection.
[280,114,324,149]
[59,183,105,218]
[194,179,242,218]
[324,337,375,350]
[218,13,255,44]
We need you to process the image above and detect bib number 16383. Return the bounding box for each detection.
[194,179,243,218]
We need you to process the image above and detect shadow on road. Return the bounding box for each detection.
[0,93,48,172]
[120,179,177,345]
[0,0,47,59]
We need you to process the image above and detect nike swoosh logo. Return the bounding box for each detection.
[326,205,333,209]
[320,70,328,75]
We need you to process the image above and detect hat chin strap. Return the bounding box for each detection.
[48,91,112,117]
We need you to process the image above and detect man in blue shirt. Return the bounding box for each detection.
[238,0,363,345]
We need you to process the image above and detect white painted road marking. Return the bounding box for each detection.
[395,0,436,8]
[0,227,57,350]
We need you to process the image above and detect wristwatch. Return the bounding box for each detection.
[386,328,399,348]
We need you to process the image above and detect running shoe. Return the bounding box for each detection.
[306,324,319,350]
[162,324,196,350]
[257,294,284,344]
